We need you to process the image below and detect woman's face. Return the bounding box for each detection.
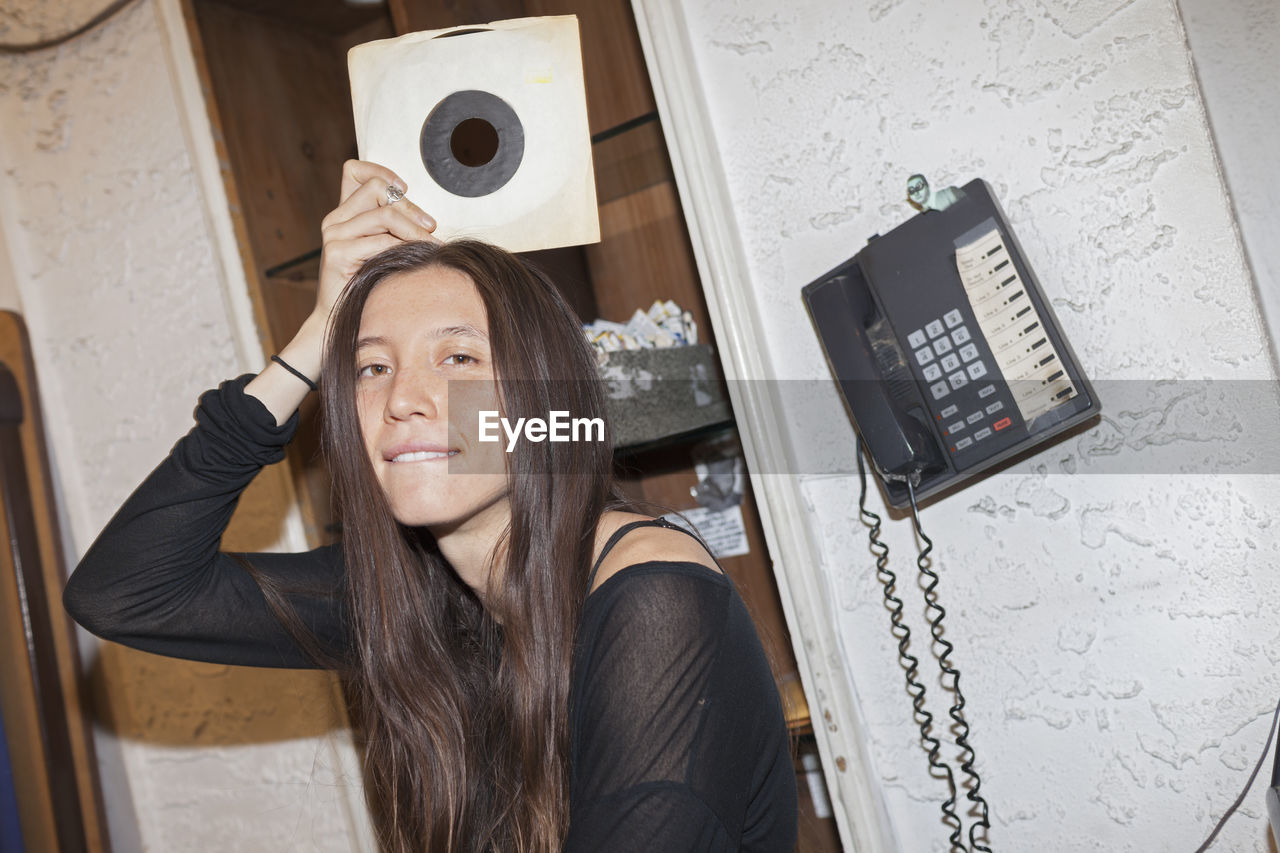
[355,266,508,534]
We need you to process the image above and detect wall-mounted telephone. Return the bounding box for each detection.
[802,179,1100,850]
[802,179,1099,507]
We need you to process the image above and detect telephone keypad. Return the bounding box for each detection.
[934,343,1023,456]
[915,314,1017,450]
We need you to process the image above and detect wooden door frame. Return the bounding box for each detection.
[629,1,898,849]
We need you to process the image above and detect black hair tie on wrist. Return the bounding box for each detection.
[270,354,318,393]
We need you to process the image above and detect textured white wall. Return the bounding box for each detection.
[1179,0,1280,364]
[676,0,1280,850]
[3,0,1274,849]
[0,1,368,849]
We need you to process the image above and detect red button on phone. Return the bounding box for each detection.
[994,416,1012,431]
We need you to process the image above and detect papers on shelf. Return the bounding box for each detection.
[584,300,698,354]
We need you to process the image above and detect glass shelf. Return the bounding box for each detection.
[263,247,321,281]
[612,416,735,458]
[590,111,671,205]
[263,110,670,281]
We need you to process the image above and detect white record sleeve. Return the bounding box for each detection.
[348,16,600,253]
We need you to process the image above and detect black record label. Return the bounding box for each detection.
[420,90,525,198]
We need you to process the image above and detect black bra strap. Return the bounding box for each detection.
[586,517,709,592]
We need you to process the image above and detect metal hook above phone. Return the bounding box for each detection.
[907,173,965,213]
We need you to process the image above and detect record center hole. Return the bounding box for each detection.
[451,118,499,167]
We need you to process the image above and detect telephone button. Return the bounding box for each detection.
[974,427,993,441]
[959,343,979,363]
[993,416,1012,431]
[941,353,961,373]
[966,411,984,425]
[940,404,959,418]
[953,437,974,451]
[930,380,950,400]
[915,347,935,366]
[967,361,988,380]
[926,319,945,339]
[985,400,1004,416]
[978,383,997,399]
[944,309,963,328]
[947,420,966,434]
[947,371,968,390]
[933,337,953,356]
[908,329,927,349]
[951,326,971,345]
[923,363,942,381]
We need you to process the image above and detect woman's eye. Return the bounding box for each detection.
[444,353,476,366]
[358,363,390,378]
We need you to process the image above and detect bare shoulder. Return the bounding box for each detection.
[589,510,722,594]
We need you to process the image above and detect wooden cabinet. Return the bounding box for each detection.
[182,1,839,849]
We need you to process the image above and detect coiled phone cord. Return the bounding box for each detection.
[905,479,993,853]
[856,439,965,851]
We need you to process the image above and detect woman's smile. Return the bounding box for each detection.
[389,450,454,462]
[383,441,459,463]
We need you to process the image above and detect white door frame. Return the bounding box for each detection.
[629,2,898,849]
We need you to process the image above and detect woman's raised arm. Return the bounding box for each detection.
[64,375,345,668]
[247,160,437,424]
[64,161,437,668]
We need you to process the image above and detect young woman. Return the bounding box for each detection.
[64,161,798,852]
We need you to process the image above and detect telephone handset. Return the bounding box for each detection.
[803,179,1099,506]
[804,258,948,482]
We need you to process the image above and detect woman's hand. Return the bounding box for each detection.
[246,160,438,424]
[317,159,439,322]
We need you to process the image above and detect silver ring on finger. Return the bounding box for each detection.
[385,184,405,205]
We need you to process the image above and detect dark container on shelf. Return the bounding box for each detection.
[598,344,732,450]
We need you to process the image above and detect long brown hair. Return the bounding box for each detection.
[321,240,617,852]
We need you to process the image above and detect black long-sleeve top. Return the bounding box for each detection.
[64,375,798,851]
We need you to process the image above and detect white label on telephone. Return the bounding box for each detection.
[955,226,1077,423]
